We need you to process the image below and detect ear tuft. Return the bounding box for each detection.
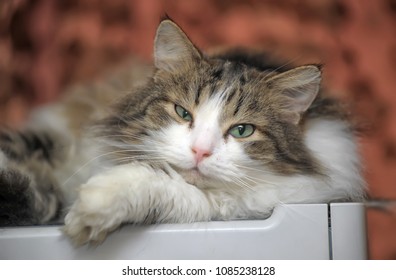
[268,65,322,124]
[154,20,201,72]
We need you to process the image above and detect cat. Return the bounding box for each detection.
[0,19,365,245]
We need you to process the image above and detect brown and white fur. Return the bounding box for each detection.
[0,20,365,245]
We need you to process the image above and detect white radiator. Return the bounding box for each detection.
[0,203,367,260]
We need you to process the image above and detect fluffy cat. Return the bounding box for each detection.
[0,19,365,245]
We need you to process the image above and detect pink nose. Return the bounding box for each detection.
[191,146,212,163]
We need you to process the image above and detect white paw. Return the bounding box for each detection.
[63,181,128,246]
[62,166,140,245]
[63,203,118,246]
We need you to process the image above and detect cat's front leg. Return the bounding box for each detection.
[63,163,212,245]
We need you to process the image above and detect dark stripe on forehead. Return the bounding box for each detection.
[205,65,225,99]
[239,70,248,85]
[195,82,204,105]
[197,61,248,108]
[211,67,224,80]
[225,86,238,104]
[209,81,220,98]
[233,90,245,116]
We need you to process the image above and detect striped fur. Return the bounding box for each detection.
[0,130,65,225]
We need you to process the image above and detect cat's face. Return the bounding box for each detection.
[106,20,322,187]
[147,66,261,185]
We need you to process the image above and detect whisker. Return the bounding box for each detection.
[233,177,256,192]
[112,155,167,162]
[234,163,271,174]
[244,175,278,187]
[61,147,163,186]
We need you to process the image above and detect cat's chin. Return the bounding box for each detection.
[180,168,204,185]
[174,167,211,186]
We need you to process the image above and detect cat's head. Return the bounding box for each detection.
[106,20,322,187]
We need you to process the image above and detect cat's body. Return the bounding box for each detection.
[0,20,365,245]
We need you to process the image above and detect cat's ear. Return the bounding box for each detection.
[267,65,321,124]
[154,20,202,72]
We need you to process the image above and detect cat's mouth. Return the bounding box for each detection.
[177,167,207,185]
[169,163,216,186]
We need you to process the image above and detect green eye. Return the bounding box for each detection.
[175,105,193,121]
[229,124,255,138]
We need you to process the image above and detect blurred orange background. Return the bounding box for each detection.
[0,0,395,259]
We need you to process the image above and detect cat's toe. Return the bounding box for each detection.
[62,224,91,246]
[64,227,107,247]
[63,208,112,246]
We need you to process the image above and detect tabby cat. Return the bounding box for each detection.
[0,20,365,245]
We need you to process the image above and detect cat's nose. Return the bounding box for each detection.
[191,146,212,164]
